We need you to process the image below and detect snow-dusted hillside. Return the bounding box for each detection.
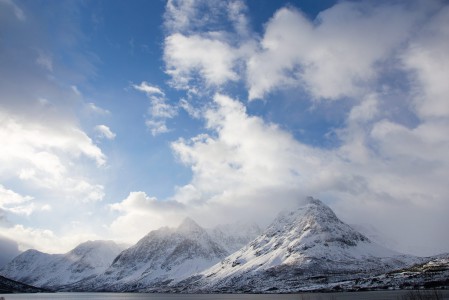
[70,218,229,292]
[0,240,125,289]
[179,198,418,293]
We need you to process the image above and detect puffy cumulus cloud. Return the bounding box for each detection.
[163,0,253,93]
[172,94,327,198]
[133,82,177,136]
[247,1,431,100]
[162,0,441,104]
[164,33,239,88]
[95,124,116,140]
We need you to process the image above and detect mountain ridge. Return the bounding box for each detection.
[170,198,420,293]
[2,197,446,293]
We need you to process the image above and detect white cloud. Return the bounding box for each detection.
[0,109,106,203]
[112,81,449,255]
[109,191,184,243]
[162,0,254,93]
[133,81,165,96]
[171,94,328,203]
[164,0,230,34]
[179,98,202,119]
[115,0,449,257]
[85,102,110,115]
[246,2,427,100]
[164,33,239,88]
[0,0,111,253]
[164,0,198,33]
[227,0,249,37]
[145,119,170,136]
[133,81,177,136]
[0,185,34,216]
[401,5,449,119]
[95,125,116,140]
[110,94,327,240]
[0,185,33,206]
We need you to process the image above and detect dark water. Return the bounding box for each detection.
[1,291,449,300]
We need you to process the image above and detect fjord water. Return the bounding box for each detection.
[2,291,449,300]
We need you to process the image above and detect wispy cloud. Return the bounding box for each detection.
[36,51,53,72]
[0,0,26,21]
[133,81,177,136]
[95,125,116,140]
[133,81,165,96]
[85,102,110,115]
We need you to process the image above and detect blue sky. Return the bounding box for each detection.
[1,0,449,257]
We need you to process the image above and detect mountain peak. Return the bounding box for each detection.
[177,217,203,234]
[304,196,325,206]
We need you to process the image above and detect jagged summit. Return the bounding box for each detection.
[177,217,204,235]
[71,217,229,292]
[191,197,413,292]
[269,196,370,251]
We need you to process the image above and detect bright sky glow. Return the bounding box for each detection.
[0,0,448,257]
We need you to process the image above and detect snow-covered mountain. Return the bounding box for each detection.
[179,197,418,293]
[3,197,436,293]
[70,218,229,292]
[0,240,125,289]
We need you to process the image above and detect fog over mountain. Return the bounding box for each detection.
[0,235,21,268]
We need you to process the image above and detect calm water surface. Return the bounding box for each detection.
[1,291,449,300]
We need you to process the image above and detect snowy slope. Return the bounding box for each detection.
[71,218,229,292]
[184,197,417,292]
[0,240,125,289]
